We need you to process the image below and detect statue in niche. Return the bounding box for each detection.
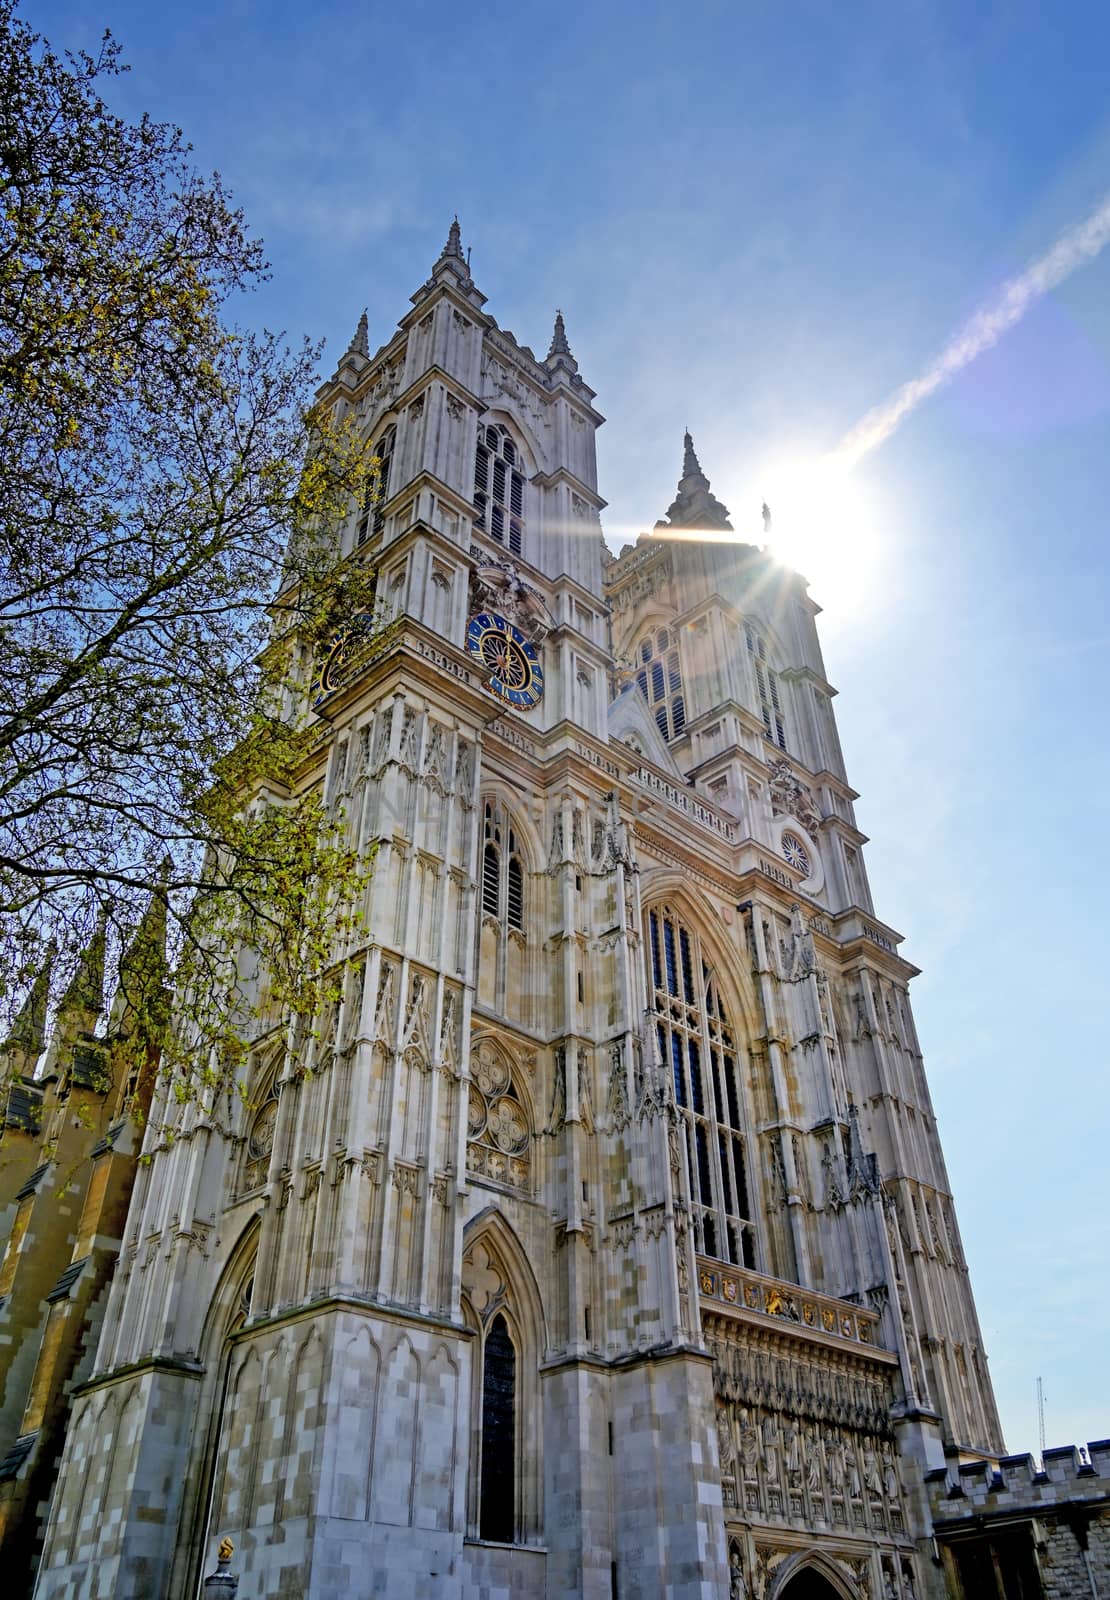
[738,1408,760,1480]
[761,1413,780,1482]
[783,1418,801,1482]
[549,1047,566,1131]
[716,1405,735,1469]
[826,1431,846,1493]
[847,1441,862,1499]
[805,1428,823,1494]
[864,1442,883,1497]
[882,1443,900,1499]
[728,1542,747,1600]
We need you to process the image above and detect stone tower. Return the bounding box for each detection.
[34,226,1001,1600]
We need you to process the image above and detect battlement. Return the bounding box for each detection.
[926,1438,1110,1520]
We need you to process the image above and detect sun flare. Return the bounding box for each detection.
[757,452,882,623]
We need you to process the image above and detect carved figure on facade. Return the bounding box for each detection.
[606,1042,630,1127]
[549,1045,567,1132]
[469,559,555,644]
[805,1427,823,1494]
[728,1540,747,1600]
[785,902,817,979]
[761,1413,780,1482]
[577,1047,593,1127]
[738,1407,760,1480]
[767,757,823,833]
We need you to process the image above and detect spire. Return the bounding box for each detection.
[417,216,487,312]
[441,215,464,262]
[548,310,571,359]
[56,908,107,1027]
[3,945,54,1061]
[658,429,732,532]
[682,429,702,480]
[348,308,368,360]
[110,879,170,1043]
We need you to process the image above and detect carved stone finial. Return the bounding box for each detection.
[218,1538,234,1563]
[548,309,572,359]
[347,309,369,360]
[660,430,731,531]
[442,215,464,261]
[683,429,703,481]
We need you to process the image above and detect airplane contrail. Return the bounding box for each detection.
[835,187,1110,468]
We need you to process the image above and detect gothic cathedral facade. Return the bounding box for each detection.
[33,225,1002,1600]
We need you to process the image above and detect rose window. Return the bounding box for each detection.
[781,832,811,876]
[467,1042,531,1191]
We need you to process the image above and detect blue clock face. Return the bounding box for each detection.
[466,611,544,710]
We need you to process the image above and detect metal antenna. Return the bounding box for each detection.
[1037,1375,1046,1457]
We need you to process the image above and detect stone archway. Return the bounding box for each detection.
[777,1571,846,1600]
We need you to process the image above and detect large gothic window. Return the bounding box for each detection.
[634,625,686,740]
[474,423,524,556]
[647,905,757,1268]
[745,622,786,750]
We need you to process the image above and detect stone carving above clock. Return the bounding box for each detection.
[767,757,823,834]
[468,554,556,644]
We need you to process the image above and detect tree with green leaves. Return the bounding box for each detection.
[0,3,380,1114]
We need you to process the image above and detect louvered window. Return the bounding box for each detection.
[474,424,524,556]
[647,905,757,1269]
[357,424,396,545]
[481,801,525,933]
[633,626,686,741]
[745,623,786,750]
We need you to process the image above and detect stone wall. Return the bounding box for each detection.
[927,1439,1110,1599]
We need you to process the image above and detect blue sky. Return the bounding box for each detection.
[33,0,1109,1454]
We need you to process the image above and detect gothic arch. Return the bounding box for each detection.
[613,601,679,665]
[169,1215,261,1600]
[461,1208,546,1543]
[637,870,762,1044]
[477,785,543,873]
[461,1207,546,1354]
[477,403,545,479]
[770,1550,858,1599]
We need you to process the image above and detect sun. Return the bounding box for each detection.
[756,453,883,625]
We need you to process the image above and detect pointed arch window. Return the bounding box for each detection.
[745,622,786,750]
[481,801,524,933]
[357,423,396,545]
[474,423,524,556]
[479,1313,516,1542]
[647,905,757,1268]
[634,625,685,740]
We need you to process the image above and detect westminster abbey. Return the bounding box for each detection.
[11,222,1081,1600]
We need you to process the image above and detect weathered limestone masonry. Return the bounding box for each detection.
[927,1440,1110,1598]
[32,225,1012,1600]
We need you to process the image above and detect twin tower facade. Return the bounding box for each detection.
[33,225,1002,1600]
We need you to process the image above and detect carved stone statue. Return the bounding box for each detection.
[729,1542,746,1600]
[805,1428,823,1493]
[739,1408,760,1479]
[762,1413,780,1482]
[783,1418,801,1482]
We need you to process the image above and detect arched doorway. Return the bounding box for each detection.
[778,1571,846,1600]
